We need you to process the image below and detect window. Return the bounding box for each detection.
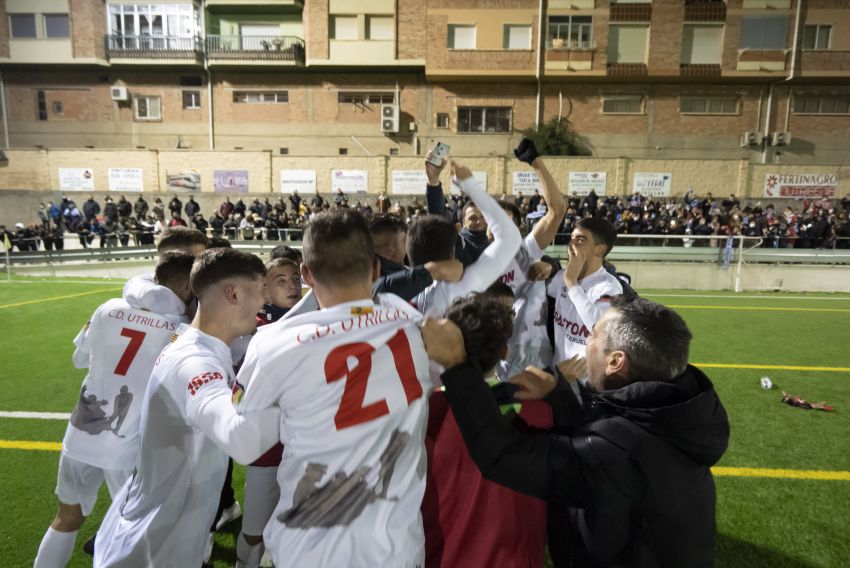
[607,25,649,64]
[108,4,197,45]
[548,16,592,48]
[338,92,395,104]
[680,96,738,114]
[436,113,450,128]
[803,25,831,50]
[339,147,348,155]
[682,25,723,64]
[740,17,787,50]
[793,95,850,115]
[44,14,70,38]
[37,91,47,121]
[389,148,399,156]
[367,16,394,40]
[279,147,289,155]
[134,96,162,120]
[457,107,512,133]
[504,24,532,50]
[233,91,288,103]
[331,15,358,40]
[448,24,476,49]
[602,96,644,114]
[10,14,37,38]
[182,90,201,109]
[53,101,63,114]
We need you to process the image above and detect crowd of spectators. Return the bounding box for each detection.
[4,188,850,253]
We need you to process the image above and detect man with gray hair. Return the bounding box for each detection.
[423,294,730,568]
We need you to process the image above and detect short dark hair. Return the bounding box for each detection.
[498,201,522,227]
[606,296,692,381]
[302,210,374,286]
[484,281,515,303]
[368,214,408,238]
[209,236,232,248]
[270,245,302,264]
[446,294,514,373]
[407,215,456,265]
[576,218,617,256]
[190,248,266,298]
[154,251,195,292]
[157,227,210,253]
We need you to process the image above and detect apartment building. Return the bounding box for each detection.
[1,0,849,162]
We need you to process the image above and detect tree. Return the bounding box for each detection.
[521,117,590,156]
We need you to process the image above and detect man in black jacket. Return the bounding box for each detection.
[422,295,730,568]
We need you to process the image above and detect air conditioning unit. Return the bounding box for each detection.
[381,104,399,133]
[740,131,763,147]
[111,86,128,101]
[771,132,792,146]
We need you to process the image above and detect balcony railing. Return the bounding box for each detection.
[207,35,305,62]
[106,35,203,60]
[546,38,597,51]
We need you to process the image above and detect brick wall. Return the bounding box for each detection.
[305,0,329,60]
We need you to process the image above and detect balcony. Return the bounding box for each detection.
[684,0,726,22]
[545,39,596,71]
[106,35,203,62]
[800,50,850,73]
[607,63,648,76]
[207,36,305,63]
[680,63,722,77]
[610,3,652,22]
[737,49,788,72]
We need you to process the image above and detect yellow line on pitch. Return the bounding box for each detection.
[712,466,850,482]
[668,305,850,313]
[0,287,122,309]
[694,363,850,372]
[0,440,63,451]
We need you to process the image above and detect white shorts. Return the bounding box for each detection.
[242,465,280,536]
[55,451,132,517]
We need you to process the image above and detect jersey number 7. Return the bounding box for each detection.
[114,328,147,376]
[325,329,423,431]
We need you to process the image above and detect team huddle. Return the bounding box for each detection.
[34,140,729,568]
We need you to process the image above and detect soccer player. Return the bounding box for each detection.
[548,218,623,372]
[34,251,195,568]
[94,248,281,567]
[409,162,521,317]
[236,257,303,568]
[236,210,433,567]
[494,139,567,380]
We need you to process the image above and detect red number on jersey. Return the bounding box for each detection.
[325,329,422,431]
[114,328,147,376]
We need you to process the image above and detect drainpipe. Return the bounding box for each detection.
[534,0,545,129]
[201,0,214,149]
[0,71,9,148]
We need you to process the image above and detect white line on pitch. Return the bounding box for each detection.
[0,280,125,285]
[0,411,70,420]
[646,293,850,301]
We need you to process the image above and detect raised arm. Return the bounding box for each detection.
[425,151,449,217]
[530,158,567,250]
[442,170,521,299]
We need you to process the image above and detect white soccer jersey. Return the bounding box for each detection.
[95,326,280,567]
[64,298,187,470]
[237,294,432,568]
[122,273,187,316]
[496,233,553,381]
[412,176,521,317]
[547,266,623,365]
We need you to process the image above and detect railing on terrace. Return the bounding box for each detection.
[106,35,203,59]
[546,38,596,50]
[206,35,305,61]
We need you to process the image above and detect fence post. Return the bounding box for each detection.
[734,235,745,293]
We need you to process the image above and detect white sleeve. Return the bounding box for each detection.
[547,269,565,298]
[123,273,186,316]
[567,280,623,329]
[184,360,281,464]
[237,337,287,411]
[72,315,95,370]
[523,232,544,262]
[442,176,522,299]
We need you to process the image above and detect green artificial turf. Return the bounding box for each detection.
[0,282,848,567]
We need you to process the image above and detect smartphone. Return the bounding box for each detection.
[426,142,451,167]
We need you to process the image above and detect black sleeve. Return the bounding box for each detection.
[441,362,594,507]
[426,183,448,217]
[543,374,586,433]
[371,266,433,301]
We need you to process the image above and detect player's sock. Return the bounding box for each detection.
[236,532,265,568]
[34,527,77,568]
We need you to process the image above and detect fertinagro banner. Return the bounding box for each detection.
[764,173,838,198]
